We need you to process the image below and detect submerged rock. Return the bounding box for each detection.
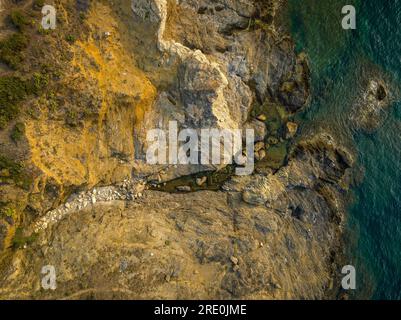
[350,79,391,133]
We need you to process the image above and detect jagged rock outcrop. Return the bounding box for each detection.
[131,0,309,129]
[130,0,309,177]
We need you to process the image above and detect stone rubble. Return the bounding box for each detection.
[32,178,147,233]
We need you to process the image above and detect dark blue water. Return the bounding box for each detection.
[287,0,401,299]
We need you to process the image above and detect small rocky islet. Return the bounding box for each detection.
[350,78,391,133]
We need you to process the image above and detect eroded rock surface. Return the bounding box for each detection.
[0,130,354,299]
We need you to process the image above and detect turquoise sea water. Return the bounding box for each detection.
[287,0,401,299]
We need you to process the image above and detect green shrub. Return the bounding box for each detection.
[10,10,30,31]
[65,34,76,44]
[0,72,50,128]
[0,155,32,190]
[29,72,49,95]
[0,32,28,69]
[33,0,45,10]
[10,122,25,142]
[12,227,38,249]
[1,206,16,220]
[0,76,27,128]
[0,155,24,179]
[38,25,51,35]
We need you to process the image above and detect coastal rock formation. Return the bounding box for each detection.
[0,130,354,300]
[350,79,391,133]
[0,0,353,300]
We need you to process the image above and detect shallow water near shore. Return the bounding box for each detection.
[287,0,401,299]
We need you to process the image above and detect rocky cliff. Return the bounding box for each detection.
[0,0,355,299]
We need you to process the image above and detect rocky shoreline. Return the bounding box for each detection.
[0,0,357,299]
